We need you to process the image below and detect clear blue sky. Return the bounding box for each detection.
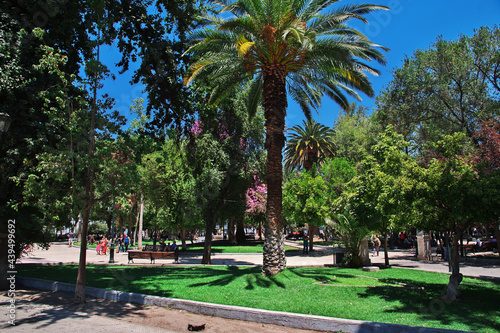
[100,0,500,131]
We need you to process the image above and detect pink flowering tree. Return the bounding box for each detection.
[190,119,203,136]
[245,175,267,240]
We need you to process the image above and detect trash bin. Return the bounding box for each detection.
[333,249,345,265]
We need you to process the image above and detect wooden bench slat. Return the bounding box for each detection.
[128,250,178,264]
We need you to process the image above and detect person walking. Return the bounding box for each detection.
[124,234,130,252]
[372,235,381,256]
[303,231,309,255]
[101,237,108,255]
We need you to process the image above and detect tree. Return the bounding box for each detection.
[467,25,500,96]
[473,119,500,255]
[245,175,267,242]
[284,119,335,251]
[375,28,500,155]
[184,0,387,276]
[0,0,200,298]
[140,138,201,250]
[401,133,486,301]
[333,103,379,164]
[283,170,329,250]
[362,126,417,266]
[186,85,266,264]
[284,119,336,173]
[321,157,357,199]
[327,209,370,268]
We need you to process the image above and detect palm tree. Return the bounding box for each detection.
[184,0,387,276]
[284,119,336,251]
[284,119,336,173]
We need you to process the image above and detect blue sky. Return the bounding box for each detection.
[100,0,500,131]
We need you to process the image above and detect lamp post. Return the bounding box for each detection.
[0,111,10,290]
[109,196,116,264]
[0,112,11,139]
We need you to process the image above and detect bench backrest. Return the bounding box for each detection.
[143,244,178,252]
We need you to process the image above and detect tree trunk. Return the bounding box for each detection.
[236,218,246,244]
[74,201,90,303]
[384,232,389,267]
[308,224,315,252]
[262,64,287,276]
[227,218,236,244]
[493,221,500,258]
[444,231,463,301]
[202,209,217,264]
[137,194,144,250]
[180,229,186,251]
[75,60,98,303]
[0,227,9,290]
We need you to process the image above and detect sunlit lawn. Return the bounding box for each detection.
[19,264,500,333]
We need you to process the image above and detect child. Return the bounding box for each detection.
[96,241,101,255]
[101,237,108,255]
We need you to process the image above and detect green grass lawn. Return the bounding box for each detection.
[18,264,499,332]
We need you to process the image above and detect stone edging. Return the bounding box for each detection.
[17,277,469,333]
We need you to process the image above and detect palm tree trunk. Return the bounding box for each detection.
[262,64,287,276]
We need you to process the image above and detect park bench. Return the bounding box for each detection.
[128,248,178,264]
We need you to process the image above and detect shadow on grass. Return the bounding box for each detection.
[288,266,500,332]
[359,278,500,332]
[18,264,286,298]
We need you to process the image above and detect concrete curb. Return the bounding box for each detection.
[17,277,469,333]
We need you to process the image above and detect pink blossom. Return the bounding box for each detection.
[245,176,267,215]
[190,120,203,136]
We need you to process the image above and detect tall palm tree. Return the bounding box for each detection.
[184,0,387,276]
[284,119,336,173]
[284,119,335,251]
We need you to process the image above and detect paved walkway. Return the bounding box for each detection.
[16,241,500,279]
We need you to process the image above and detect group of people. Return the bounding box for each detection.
[158,239,179,252]
[96,234,130,255]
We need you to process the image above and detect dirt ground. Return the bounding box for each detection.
[8,289,322,333]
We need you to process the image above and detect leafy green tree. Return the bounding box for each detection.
[321,157,358,199]
[284,119,335,250]
[88,221,109,236]
[361,126,417,266]
[473,119,500,255]
[283,170,329,251]
[141,138,201,250]
[467,25,500,96]
[187,86,266,264]
[405,133,483,301]
[0,0,200,298]
[184,0,387,275]
[333,103,379,164]
[375,28,500,154]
